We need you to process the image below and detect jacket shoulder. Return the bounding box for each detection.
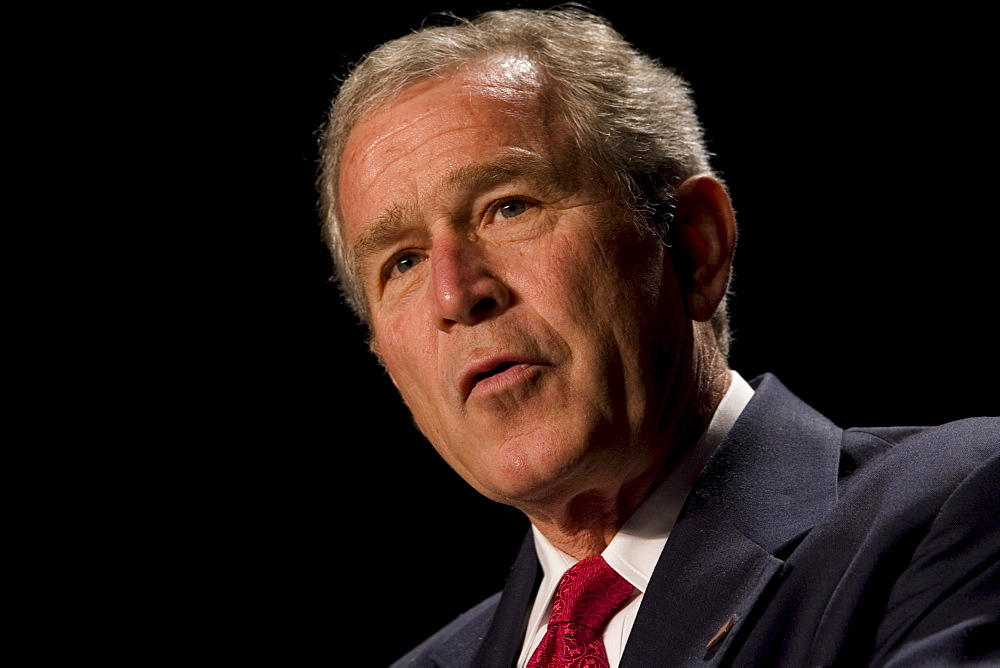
[840,417,999,486]
[845,416,998,446]
[806,417,1000,665]
[391,592,502,668]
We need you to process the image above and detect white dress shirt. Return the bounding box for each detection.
[516,371,754,667]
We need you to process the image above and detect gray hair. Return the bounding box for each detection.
[318,7,731,355]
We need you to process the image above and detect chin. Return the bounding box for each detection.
[473,428,599,506]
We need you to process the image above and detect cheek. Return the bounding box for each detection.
[376,317,439,404]
[510,232,605,323]
[528,228,651,330]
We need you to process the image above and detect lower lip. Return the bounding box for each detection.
[469,363,541,399]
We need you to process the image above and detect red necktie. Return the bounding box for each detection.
[527,555,636,667]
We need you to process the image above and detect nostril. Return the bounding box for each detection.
[472,297,497,314]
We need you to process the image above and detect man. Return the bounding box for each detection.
[318,8,998,666]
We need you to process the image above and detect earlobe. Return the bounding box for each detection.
[673,175,737,321]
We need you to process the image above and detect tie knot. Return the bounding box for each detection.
[550,556,635,631]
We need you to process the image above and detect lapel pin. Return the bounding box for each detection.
[706,615,736,651]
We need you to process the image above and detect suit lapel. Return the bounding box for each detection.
[622,374,843,666]
[470,532,541,667]
[622,517,783,666]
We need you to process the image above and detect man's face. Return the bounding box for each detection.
[339,57,692,508]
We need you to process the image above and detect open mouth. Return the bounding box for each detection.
[462,357,542,400]
[474,361,519,385]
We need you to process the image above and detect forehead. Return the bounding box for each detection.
[337,56,568,242]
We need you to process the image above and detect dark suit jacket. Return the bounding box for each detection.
[393,374,999,666]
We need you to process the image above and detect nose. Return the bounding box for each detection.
[431,235,511,330]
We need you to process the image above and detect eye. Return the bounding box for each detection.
[390,252,424,277]
[498,200,529,219]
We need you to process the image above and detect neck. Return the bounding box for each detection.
[525,330,731,559]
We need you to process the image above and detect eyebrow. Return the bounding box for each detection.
[350,153,559,276]
[351,202,418,277]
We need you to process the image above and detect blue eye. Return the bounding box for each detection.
[393,253,423,275]
[498,200,528,218]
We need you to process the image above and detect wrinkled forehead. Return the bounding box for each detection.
[339,52,554,170]
[337,54,571,228]
[351,53,552,149]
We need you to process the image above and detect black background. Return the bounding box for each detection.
[157,3,997,663]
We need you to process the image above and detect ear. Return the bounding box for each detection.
[673,175,737,321]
